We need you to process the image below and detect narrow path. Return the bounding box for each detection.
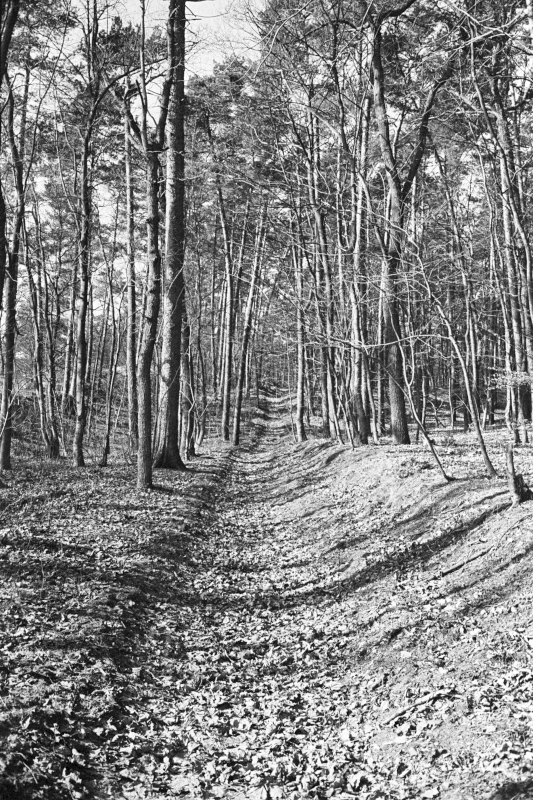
[172,397,533,800]
[176,398,359,799]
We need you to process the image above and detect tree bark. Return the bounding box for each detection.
[371,26,451,443]
[137,152,163,487]
[153,0,187,470]
[0,70,27,470]
[0,1,21,314]
[506,444,531,505]
[125,108,138,450]
[293,220,307,443]
[180,308,195,459]
[72,128,92,467]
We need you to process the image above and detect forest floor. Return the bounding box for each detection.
[1,396,533,800]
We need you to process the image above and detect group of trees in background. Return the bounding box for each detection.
[2,0,533,487]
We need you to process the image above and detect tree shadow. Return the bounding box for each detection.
[0,453,233,800]
[1,399,526,800]
[201,491,524,618]
[394,481,507,531]
[443,539,533,610]
[488,779,533,799]
[0,779,71,800]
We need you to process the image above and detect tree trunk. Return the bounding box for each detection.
[153,0,186,470]
[61,246,77,416]
[0,0,20,314]
[180,309,195,459]
[293,222,307,443]
[26,230,51,456]
[125,105,138,450]
[233,204,266,445]
[99,281,121,467]
[206,117,235,441]
[0,71,27,469]
[372,25,451,443]
[72,129,92,467]
[137,152,163,487]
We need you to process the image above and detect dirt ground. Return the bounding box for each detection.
[1,396,533,799]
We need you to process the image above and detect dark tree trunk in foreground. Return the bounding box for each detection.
[372,29,410,445]
[0,1,21,315]
[0,71,27,470]
[153,0,187,471]
[134,0,179,487]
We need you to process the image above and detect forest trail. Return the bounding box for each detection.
[173,396,533,800]
[2,395,533,800]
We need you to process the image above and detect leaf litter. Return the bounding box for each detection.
[1,400,533,799]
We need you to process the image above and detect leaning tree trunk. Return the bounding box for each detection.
[99,285,121,467]
[233,204,266,445]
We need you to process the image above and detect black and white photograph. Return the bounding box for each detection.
[0,0,532,797]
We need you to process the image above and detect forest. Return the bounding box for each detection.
[2,0,533,478]
[2,0,533,799]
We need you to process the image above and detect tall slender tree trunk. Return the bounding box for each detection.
[232,204,266,445]
[372,24,451,443]
[180,308,195,459]
[125,107,138,450]
[153,0,186,471]
[0,187,7,318]
[293,222,307,443]
[100,282,121,467]
[210,222,219,399]
[61,248,77,415]
[26,233,51,455]
[72,130,92,467]
[0,70,27,470]
[220,246,234,440]
[43,283,60,456]
[0,1,21,315]
[137,152,163,487]
[206,117,235,441]
[350,94,371,445]
[32,199,60,457]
